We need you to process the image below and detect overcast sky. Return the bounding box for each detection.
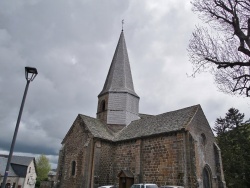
[0,0,249,168]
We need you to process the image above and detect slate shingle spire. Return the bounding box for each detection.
[98,31,138,97]
[97,30,140,129]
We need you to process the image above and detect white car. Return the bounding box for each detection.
[131,184,158,188]
[160,186,184,188]
[98,186,116,188]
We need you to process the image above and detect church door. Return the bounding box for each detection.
[119,177,134,188]
[117,170,134,188]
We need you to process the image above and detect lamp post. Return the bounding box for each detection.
[1,67,38,188]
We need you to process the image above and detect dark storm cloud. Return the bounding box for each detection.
[1,140,58,156]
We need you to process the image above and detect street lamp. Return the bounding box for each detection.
[1,67,38,188]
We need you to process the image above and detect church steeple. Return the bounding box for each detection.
[98,31,138,98]
[97,31,140,129]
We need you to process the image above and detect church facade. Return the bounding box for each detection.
[56,31,226,188]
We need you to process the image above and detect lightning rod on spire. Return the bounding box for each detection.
[122,19,124,31]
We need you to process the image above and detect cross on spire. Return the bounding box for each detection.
[122,19,124,31]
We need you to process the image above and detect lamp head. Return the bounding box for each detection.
[25,67,38,81]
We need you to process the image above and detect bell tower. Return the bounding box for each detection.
[97,30,140,130]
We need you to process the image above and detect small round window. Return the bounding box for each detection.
[201,133,206,146]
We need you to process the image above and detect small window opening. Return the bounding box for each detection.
[101,100,105,112]
[201,133,207,146]
[71,161,76,176]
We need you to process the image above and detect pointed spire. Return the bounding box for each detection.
[98,31,138,97]
[97,30,140,126]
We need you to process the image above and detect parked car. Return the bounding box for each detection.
[160,186,184,188]
[98,185,117,188]
[131,184,158,188]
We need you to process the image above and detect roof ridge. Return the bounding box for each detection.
[155,104,200,117]
[139,113,154,116]
[113,104,201,141]
[79,113,96,119]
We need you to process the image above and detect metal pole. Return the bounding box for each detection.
[1,80,31,188]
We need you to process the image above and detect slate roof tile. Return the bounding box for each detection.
[78,105,200,142]
[98,31,138,97]
[79,114,114,140]
[114,104,199,141]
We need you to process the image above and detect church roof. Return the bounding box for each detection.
[98,31,139,97]
[76,104,200,142]
[79,114,115,140]
[113,104,199,141]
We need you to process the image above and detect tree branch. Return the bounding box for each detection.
[205,57,250,68]
[233,74,250,80]
[238,45,250,56]
[208,9,233,24]
[189,0,250,97]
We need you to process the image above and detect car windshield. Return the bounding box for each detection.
[146,185,158,188]
[131,186,141,188]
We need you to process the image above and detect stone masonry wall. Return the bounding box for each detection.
[57,116,91,188]
[95,133,187,187]
[113,139,139,179]
[141,133,185,186]
[95,140,115,187]
[185,132,198,188]
[186,107,226,187]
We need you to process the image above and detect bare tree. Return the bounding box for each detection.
[188,0,250,97]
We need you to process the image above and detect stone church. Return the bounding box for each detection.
[56,30,226,188]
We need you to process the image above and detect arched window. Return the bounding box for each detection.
[100,100,105,112]
[71,161,76,176]
[201,133,207,146]
[203,165,212,188]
